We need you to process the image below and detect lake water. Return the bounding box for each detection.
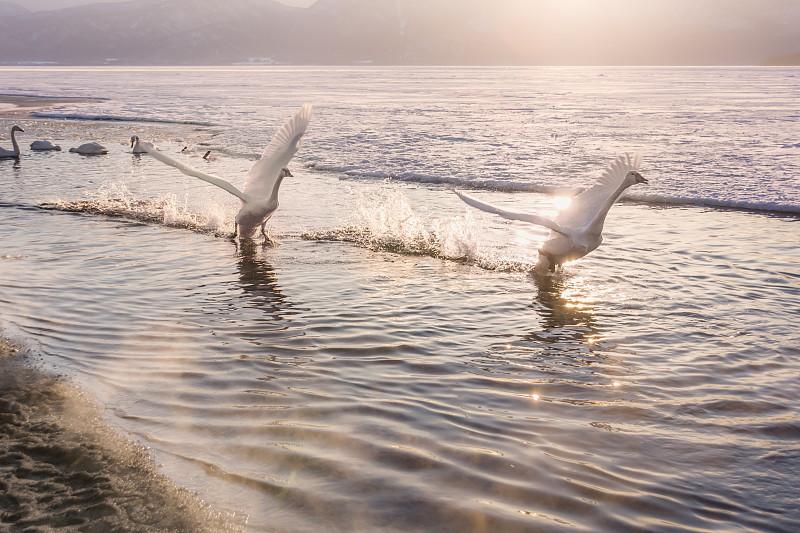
[1,66,799,532]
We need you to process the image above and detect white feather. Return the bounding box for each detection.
[244,103,312,201]
[141,104,312,240]
[454,153,646,271]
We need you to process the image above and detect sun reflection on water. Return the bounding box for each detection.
[559,276,602,310]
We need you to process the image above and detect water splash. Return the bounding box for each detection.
[302,186,539,273]
[39,182,234,237]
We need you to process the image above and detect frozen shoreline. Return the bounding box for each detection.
[0,94,105,118]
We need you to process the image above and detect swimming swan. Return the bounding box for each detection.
[130,135,146,154]
[142,104,312,242]
[69,142,108,155]
[30,140,62,151]
[0,125,23,158]
[454,153,647,272]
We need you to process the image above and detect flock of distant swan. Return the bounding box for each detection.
[1,126,111,156]
[1,105,647,273]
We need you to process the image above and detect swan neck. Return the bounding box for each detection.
[587,179,631,232]
[269,175,285,204]
[11,128,20,155]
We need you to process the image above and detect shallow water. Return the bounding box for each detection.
[1,67,799,532]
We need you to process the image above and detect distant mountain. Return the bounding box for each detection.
[1,0,799,65]
[0,1,29,16]
[0,0,298,65]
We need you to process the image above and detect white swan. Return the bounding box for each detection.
[130,135,146,154]
[142,104,312,241]
[30,140,62,151]
[0,125,23,158]
[454,153,647,272]
[70,142,108,155]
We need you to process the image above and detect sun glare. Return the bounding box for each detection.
[553,196,572,211]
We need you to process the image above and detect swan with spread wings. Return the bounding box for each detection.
[142,104,312,242]
[454,153,647,272]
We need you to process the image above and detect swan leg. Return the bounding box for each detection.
[535,252,556,274]
[548,256,557,273]
[233,222,238,240]
[261,223,273,245]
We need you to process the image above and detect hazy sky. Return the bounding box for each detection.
[4,0,798,65]
[10,0,316,10]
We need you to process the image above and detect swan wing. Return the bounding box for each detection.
[243,104,312,199]
[453,190,570,236]
[556,153,641,229]
[141,142,250,202]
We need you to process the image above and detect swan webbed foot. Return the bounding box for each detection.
[260,223,274,246]
[536,251,558,273]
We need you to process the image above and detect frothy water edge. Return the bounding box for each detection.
[0,338,242,531]
[35,187,543,274]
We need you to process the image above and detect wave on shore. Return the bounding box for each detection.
[0,338,240,531]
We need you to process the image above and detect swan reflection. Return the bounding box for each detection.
[480,272,607,376]
[235,239,286,316]
[527,272,602,351]
[2,158,22,173]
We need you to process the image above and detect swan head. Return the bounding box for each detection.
[281,168,293,177]
[11,125,24,133]
[627,170,647,185]
[130,135,138,147]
